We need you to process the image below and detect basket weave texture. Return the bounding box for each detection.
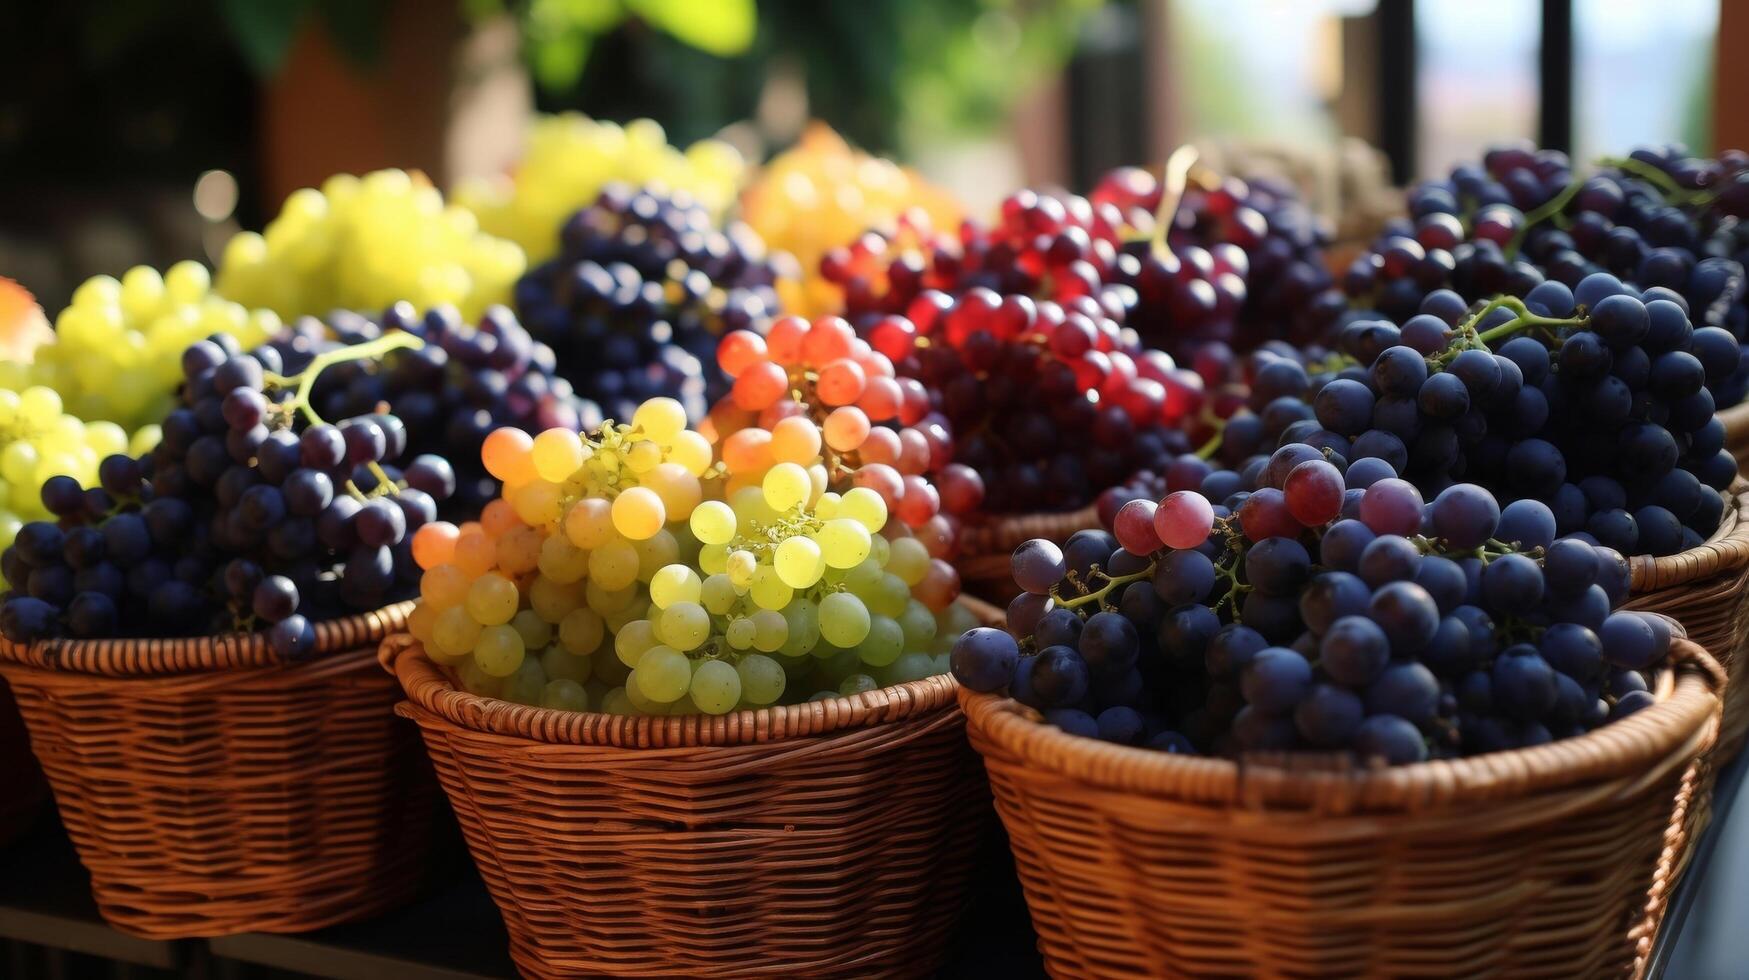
[0,602,437,939]
[386,629,993,979]
[1625,482,1749,758]
[961,639,1721,979]
[1720,402,1749,472]
[958,505,1100,603]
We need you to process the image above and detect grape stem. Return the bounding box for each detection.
[1429,295,1587,368]
[1148,145,1201,262]
[1596,155,1724,208]
[263,332,424,427]
[1056,564,1154,612]
[1505,177,1586,259]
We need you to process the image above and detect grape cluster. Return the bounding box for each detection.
[3,263,281,433]
[513,186,791,424]
[1329,276,1733,555]
[276,303,583,517]
[455,115,747,263]
[408,398,972,714]
[1092,162,1344,356]
[708,314,980,556]
[217,170,526,322]
[955,468,1672,762]
[0,333,452,651]
[742,123,962,319]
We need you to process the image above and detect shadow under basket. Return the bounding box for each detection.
[384,633,992,979]
[0,677,46,845]
[957,505,1101,606]
[961,639,1723,980]
[0,602,438,940]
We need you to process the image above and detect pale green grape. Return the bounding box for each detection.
[601,687,635,716]
[838,486,887,531]
[886,536,930,586]
[540,678,590,712]
[690,499,737,545]
[750,565,794,610]
[750,609,788,653]
[700,574,738,615]
[511,609,553,650]
[558,608,605,656]
[615,619,659,667]
[501,658,549,705]
[458,658,504,697]
[773,535,824,589]
[588,539,641,591]
[726,549,758,589]
[725,617,756,650]
[888,652,938,684]
[839,674,880,697]
[433,605,483,658]
[474,624,526,677]
[779,599,820,658]
[857,615,905,667]
[735,654,787,705]
[816,518,872,569]
[537,535,589,584]
[897,599,937,649]
[649,564,702,609]
[761,462,811,511]
[819,592,871,647]
[867,573,910,618]
[657,602,710,651]
[842,558,884,597]
[541,644,594,684]
[635,646,692,702]
[689,660,742,714]
[633,529,679,581]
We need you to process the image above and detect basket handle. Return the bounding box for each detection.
[379,632,419,675]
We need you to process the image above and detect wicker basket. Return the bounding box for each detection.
[1720,402,1749,472]
[958,505,1101,605]
[1624,481,1749,759]
[961,639,1722,979]
[385,619,998,979]
[0,602,438,939]
[0,678,46,844]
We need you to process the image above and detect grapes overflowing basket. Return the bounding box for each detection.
[959,638,1721,979]
[0,603,438,939]
[383,600,996,980]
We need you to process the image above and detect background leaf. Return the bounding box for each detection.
[217,0,312,75]
[627,0,756,56]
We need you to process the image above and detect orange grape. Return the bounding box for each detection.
[481,428,537,485]
[411,521,460,569]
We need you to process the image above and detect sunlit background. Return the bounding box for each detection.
[0,0,1728,310]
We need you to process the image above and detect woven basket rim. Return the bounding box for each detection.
[1628,479,1749,590]
[388,635,961,748]
[0,600,416,677]
[956,503,1100,558]
[961,637,1723,814]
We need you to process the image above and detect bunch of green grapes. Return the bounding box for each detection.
[0,386,157,583]
[216,169,526,322]
[454,115,746,263]
[618,469,977,715]
[10,263,279,432]
[408,397,714,710]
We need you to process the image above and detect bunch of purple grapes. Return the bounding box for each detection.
[1347,142,1749,407]
[281,303,581,515]
[0,334,454,654]
[513,185,787,424]
[953,468,1672,763]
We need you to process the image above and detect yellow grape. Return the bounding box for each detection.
[649,564,703,609]
[762,462,811,512]
[615,619,660,668]
[588,539,641,591]
[750,565,794,610]
[690,499,737,545]
[420,563,471,608]
[531,428,587,482]
[473,624,527,677]
[529,574,585,622]
[657,602,710,651]
[611,486,665,540]
[699,574,738,615]
[666,430,713,476]
[768,416,823,465]
[698,543,729,575]
[564,497,616,549]
[542,645,594,684]
[218,169,524,321]
[727,549,758,589]
[632,397,687,442]
[736,654,787,704]
[813,492,842,520]
[624,439,662,474]
[838,486,888,532]
[773,535,824,589]
[632,530,679,581]
[819,592,872,647]
[511,609,554,650]
[495,524,544,575]
[432,605,483,657]
[750,609,789,653]
[536,535,589,584]
[466,573,520,626]
[558,607,606,655]
[541,679,590,712]
[642,462,702,520]
[585,579,638,615]
[816,518,872,570]
[725,617,756,650]
[454,114,746,262]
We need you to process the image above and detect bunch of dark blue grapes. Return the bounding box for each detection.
[952,472,1673,764]
[277,302,580,516]
[513,184,786,424]
[0,335,454,654]
[1327,273,1735,556]
[1345,142,1749,408]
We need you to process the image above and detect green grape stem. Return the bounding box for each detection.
[1055,564,1155,612]
[1505,175,1586,259]
[1428,295,1588,369]
[1595,155,1725,208]
[263,332,424,427]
